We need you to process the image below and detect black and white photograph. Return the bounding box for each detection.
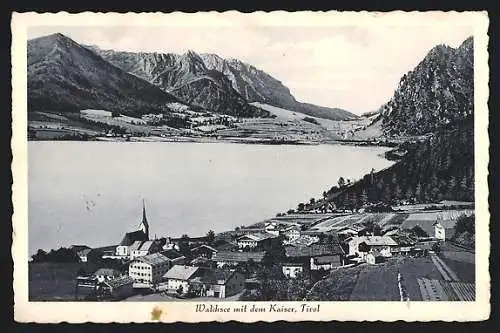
[12,11,490,322]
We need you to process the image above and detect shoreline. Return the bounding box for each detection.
[28,135,399,148]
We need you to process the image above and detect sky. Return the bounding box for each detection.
[27,24,473,115]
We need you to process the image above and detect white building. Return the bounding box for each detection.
[161,265,200,294]
[282,263,304,279]
[348,236,398,260]
[128,253,171,285]
[283,226,301,241]
[236,232,275,249]
[94,268,122,283]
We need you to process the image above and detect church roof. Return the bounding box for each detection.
[120,230,148,246]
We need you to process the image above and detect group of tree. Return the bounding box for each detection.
[451,213,475,249]
[318,118,474,211]
[31,247,81,263]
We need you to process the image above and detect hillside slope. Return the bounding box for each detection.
[28,33,182,117]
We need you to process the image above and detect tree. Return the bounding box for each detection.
[409,225,429,238]
[415,183,423,202]
[360,189,368,206]
[309,198,316,205]
[394,184,403,201]
[297,203,305,212]
[31,249,48,263]
[206,230,215,245]
[338,177,346,189]
[179,234,191,258]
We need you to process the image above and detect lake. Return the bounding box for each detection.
[28,141,394,255]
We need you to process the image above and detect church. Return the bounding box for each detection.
[115,200,152,258]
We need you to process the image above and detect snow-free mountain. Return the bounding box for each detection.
[28,33,182,117]
[85,45,358,121]
[379,37,474,135]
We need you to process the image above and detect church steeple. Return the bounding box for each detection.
[139,199,149,240]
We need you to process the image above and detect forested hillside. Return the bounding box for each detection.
[321,117,474,209]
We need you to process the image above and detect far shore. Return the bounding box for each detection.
[28,135,399,148]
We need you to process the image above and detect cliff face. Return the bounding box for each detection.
[380,37,474,135]
[28,34,180,117]
[88,46,358,121]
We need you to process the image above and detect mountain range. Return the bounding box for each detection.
[27,33,358,121]
[86,45,357,121]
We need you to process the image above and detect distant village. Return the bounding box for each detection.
[29,196,475,302]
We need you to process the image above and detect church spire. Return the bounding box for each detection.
[139,199,149,240]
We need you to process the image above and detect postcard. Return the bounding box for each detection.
[12,10,490,322]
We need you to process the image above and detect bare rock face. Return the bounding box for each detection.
[380,37,474,135]
[28,33,180,117]
[88,45,358,121]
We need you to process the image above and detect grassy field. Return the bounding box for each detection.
[29,262,97,301]
[397,257,443,301]
[306,265,365,301]
[349,261,400,301]
[439,243,475,283]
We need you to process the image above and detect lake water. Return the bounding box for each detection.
[28,142,394,255]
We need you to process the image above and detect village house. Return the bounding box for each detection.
[70,245,92,262]
[236,232,278,250]
[100,275,135,300]
[77,248,92,262]
[348,235,398,260]
[129,239,164,260]
[189,268,245,298]
[167,235,210,250]
[336,225,363,239]
[390,234,416,256]
[190,244,218,260]
[211,251,268,268]
[284,243,345,271]
[128,252,171,285]
[365,251,387,265]
[161,265,200,294]
[310,254,343,271]
[282,225,301,241]
[160,249,186,265]
[212,239,238,252]
[94,268,122,283]
[284,234,320,247]
[281,263,305,279]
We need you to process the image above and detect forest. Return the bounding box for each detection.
[301,117,475,212]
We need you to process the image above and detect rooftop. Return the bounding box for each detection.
[237,232,275,242]
[285,243,343,258]
[94,268,121,277]
[212,251,267,263]
[103,275,134,288]
[120,230,148,246]
[351,236,398,246]
[313,255,342,264]
[135,252,170,266]
[161,249,185,260]
[189,268,236,285]
[163,265,200,280]
[191,244,218,253]
[139,240,155,251]
[129,240,143,252]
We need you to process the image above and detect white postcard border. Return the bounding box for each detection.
[12,10,490,322]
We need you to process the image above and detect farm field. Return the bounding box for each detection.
[307,212,411,233]
[397,257,443,301]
